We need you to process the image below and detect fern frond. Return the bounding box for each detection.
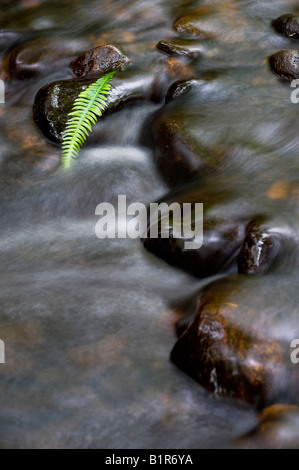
[61,71,116,169]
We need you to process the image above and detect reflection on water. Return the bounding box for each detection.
[0,0,298,449]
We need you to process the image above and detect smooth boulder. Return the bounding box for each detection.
[6,37,91,80]
[269,49,299,81]
[33,72,154,143]
[70,45,130,78]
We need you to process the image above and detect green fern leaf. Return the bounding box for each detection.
[61,71,116,169]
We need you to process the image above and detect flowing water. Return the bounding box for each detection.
[0,0,298,448]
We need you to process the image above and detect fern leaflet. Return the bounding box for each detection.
[61,71,116,169]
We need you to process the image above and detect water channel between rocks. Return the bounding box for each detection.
[0,0,299,449]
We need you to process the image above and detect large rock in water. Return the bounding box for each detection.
[237,222,282,275]
[149,77,228,186]
[33,72,156,143]
[143,178,247,279]
[145,62,299,279]
[173,16,215,39]
[150,69,283,187]
[5,37,92,80]
[171,274,299,407]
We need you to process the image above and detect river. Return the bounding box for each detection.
[0,0,298,449]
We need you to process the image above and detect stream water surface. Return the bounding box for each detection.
[0,0,299,449]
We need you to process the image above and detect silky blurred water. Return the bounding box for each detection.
[0,0,298,448]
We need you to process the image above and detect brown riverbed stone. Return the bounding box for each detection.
[70,45,130,78]
[171,275,299,407]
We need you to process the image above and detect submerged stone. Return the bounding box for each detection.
[150,78,226,186]
[237,405,299,448]
[238,221,282,275]
[150,115,204,186]
[33,73,153,143]
[173,16,213,39]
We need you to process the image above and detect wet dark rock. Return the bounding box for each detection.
[146,66,299,279]
[238,221,281,275]
[269,49,299,81]
[272,14,299,39]
[165,78,200,103]
[237,405,299,449]
[150,98,225,186]
[163,56,196,84]
[6,37,91,80]
[143,183,246,279]
[150,115,203,185]
[33,73,154,143]
[171,276,299,407]
[144,222,245,279]
[156,41,201,59]
[148,71,243,186]
[173,16,213,39]
[70,45,130,78]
